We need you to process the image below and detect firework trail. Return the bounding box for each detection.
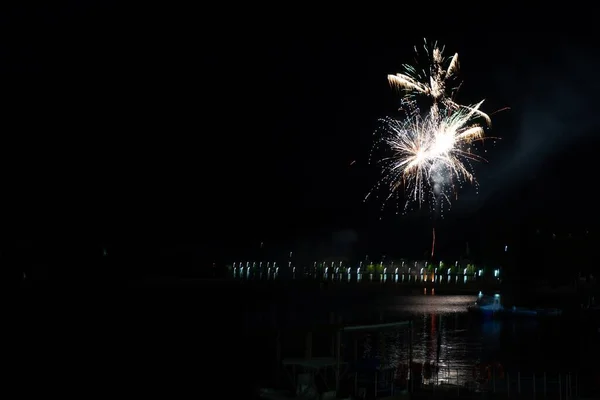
[431,227,436,258]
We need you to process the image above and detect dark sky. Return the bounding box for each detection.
[2,5,599,261]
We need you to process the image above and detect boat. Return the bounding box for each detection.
[535,308,562,317]
[468,293,562,319]
[468,293,503,317]
[507,306,538,317]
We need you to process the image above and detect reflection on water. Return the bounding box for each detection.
[243,293,594,390]
[352,295,480,386]
[348,294,582,386]
[387,294,476,316]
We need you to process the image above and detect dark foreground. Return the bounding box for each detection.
[14,281,265,397]
[13,278,599,398]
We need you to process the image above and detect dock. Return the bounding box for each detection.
[257,316,592,400]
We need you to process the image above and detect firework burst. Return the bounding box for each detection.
[387,40,491,125]
[366,101,489,215]
[367,41,497,217]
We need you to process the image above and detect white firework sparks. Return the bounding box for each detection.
[367,100,491,215]
[367,41,496,216]
[387,40,491,126]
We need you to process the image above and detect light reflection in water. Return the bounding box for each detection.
[357,295,481,386]
[351,294,579,387]
[247,294,588,390]
[237,286,600,397]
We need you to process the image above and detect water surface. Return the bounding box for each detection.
[245,293,596,391]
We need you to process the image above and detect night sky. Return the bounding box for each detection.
[2,5,600,275]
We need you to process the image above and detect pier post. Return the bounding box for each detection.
[409,320,413,393]
[518,371,521,394]
[354,338,358,396]
[275,330,281,385]
[533,373,536,398]
[335,327,341,394]
[305,331,312,359]
[456,368,460,396]
[374,371,378,397]
[329,312,335,356]
[559,374,562,400]
[507,372,510,397]
[544,372,547,397]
